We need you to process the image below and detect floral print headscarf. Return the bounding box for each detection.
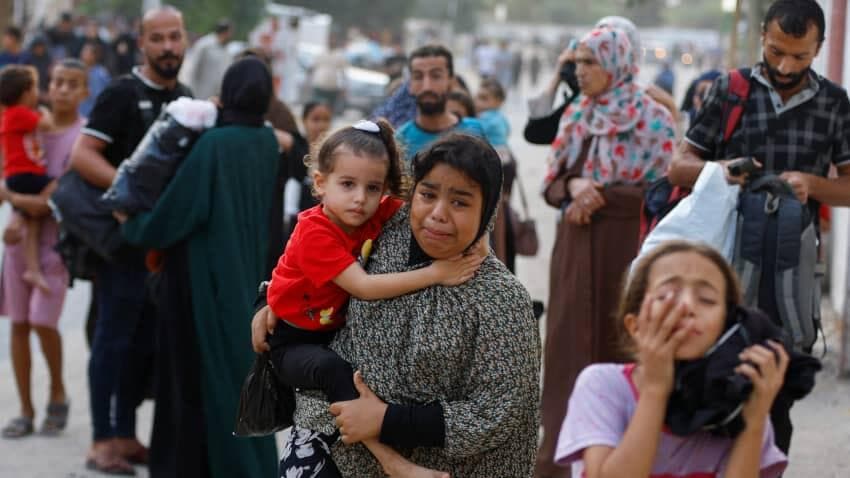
[544,27,675,188]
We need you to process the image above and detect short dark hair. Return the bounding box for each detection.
[409,44,454,77]
[4,26,22,42]
[0,65,35,106]
[302,100,331,120]
[81,40,104,63]
[447,91,476,118]
[56,58,87,75]
[763,0,825,44]
[214,19,231,34]
[479,77,506,102]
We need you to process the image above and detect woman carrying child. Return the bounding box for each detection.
[265,119,483,477]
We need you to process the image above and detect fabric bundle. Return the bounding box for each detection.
[664,306,821,438]
[101,97,217,213]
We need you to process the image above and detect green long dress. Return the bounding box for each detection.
[123,125,279,478]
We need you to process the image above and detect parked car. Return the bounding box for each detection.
[298,45,389,114]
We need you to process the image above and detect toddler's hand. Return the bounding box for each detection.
[432,254,485,287]
[3,223,22,245]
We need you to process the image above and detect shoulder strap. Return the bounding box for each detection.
[722,68,752,142]
[130,78,157,129]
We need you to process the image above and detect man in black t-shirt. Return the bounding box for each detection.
[69,6,191,474]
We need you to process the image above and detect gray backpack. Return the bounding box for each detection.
[732,175,823,351]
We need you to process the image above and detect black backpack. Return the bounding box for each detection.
[732,175,822,351]
[51,78,163,284]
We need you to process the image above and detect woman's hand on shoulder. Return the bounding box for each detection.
[430,253,485,287]
[329,371,387,445]
[736,340,789,426]
[251,305,278,353]
[632,292,692,397]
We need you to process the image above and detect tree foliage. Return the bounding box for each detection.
[77,0,266,40]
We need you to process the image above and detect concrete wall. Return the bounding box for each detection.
[823,0,850,314]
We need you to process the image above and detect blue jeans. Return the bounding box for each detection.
[88,262,154,441]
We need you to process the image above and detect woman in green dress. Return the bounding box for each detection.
[121,57,280,478]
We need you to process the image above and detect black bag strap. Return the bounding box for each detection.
[130,78,158,129]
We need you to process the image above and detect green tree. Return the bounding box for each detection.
[78,0,266,40]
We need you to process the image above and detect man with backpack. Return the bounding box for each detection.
[69,6,192,474]
[668,0,850,455]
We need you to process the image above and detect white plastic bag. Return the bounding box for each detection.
[634,162,740,270]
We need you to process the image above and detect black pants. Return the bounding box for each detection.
[6,172,52,195]
[268,321,358,403]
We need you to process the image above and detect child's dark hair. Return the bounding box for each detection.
[0,65,35,107]
[447,91,476,118]
[616,240,743,356]
[302,100,330,120]
[479,77,506,102]
[308,118,404,196]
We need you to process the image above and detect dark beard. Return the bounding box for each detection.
[762,55,809,91]
[416,93,447,116]
[148,54,183,79]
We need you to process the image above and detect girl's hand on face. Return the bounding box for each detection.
[633,292,692,396]
[432,253,485,286]
[736,340,789,425]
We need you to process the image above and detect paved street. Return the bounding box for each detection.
[1,65,849,476]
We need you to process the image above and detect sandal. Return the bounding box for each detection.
[122,444,149,465]
[2,416,34,439]
[40,401,69,436]
[85,453,136,476]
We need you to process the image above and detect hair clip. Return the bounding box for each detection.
[352,120,380,133]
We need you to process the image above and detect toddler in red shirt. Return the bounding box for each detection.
[0,65,55,292]
[265,119,483,477]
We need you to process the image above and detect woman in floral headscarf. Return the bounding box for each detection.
[535,26,676,478]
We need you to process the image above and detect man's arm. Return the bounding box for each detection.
[794,163,850,207]
[69,134,116,189]
[667,141,708,188]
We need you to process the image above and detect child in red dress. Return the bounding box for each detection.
[266,119,482,478]
[0,65,55,292]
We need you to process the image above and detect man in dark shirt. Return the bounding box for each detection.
[0,26,26,68]
[69,6,191,474]
[668,0,850,455]
[46,12,82,60]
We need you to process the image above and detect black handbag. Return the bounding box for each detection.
[234,352,295,437]
[48,170,125,262]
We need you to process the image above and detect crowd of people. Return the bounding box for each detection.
[0,0,847,477]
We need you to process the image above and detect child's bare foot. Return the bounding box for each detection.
[386,460,450,478]
[22,270,50,294]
